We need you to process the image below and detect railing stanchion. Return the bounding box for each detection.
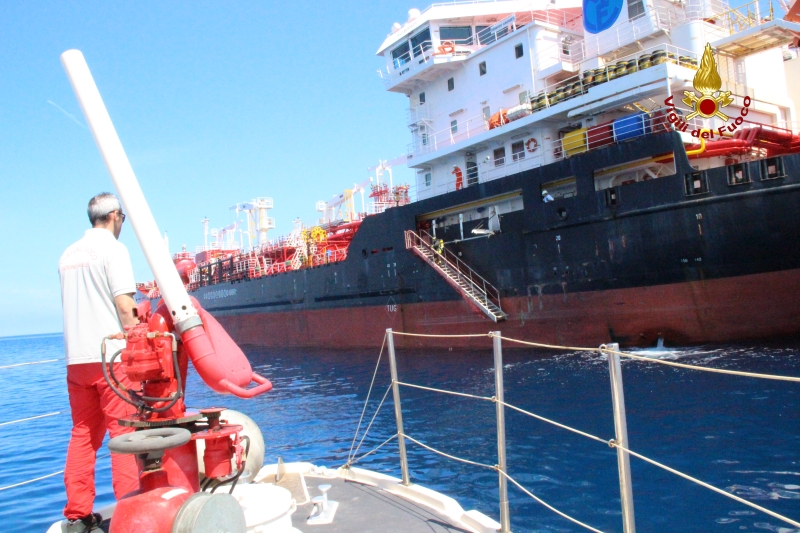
[387,329,411,486]
[606,342,636,533]
[493,332,512,533]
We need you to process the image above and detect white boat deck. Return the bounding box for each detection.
[297,476,476,532]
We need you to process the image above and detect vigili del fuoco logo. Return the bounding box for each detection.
[663,43,752,139]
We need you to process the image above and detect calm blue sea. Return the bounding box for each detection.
[2,333,800,532]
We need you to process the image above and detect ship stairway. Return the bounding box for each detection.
[405,230,507,323]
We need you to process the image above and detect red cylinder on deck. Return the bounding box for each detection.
[110,470,191,533]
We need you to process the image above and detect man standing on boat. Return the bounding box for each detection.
[58,193,140,533]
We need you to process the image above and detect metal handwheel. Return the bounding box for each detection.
[108,427,191,455]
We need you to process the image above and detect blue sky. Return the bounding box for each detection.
[0,1,418,336]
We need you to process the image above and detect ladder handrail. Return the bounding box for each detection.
[405,230,503,312]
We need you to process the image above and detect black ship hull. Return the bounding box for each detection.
[194,132,800,348]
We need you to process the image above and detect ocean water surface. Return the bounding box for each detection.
[2,333,800,532]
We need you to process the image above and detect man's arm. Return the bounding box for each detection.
[114,293,139,328]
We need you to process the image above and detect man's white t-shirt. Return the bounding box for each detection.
[59,228,136,365]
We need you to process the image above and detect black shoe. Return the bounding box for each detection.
[66,513,102,533]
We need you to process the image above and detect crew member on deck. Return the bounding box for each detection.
[58,193,140,533]
[542,190,554,203]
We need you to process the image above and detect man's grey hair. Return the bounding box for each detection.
[87,193,122,226]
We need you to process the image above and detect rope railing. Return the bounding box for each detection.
[368,328,800,532]
[0,411,63,428]
[348,384,393,464]
[495,333,800,383]
[345,434,397,467]
[389,331,490,338]
[496,400,610,446]
[0,358,63,370]
[605,346,800,382]
[498,469,606,533]
[402,433,496,471]
[492,333,602,353]
[403,432,607,533]
[0,453,110,492]
[610,441,800,528]
[347,334,386,462]
[396,381,494,402]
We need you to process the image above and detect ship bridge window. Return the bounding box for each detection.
[392,41,411,69]
[440,26,473,46]
[493,147,506,167]
[628,0,646,19]
[411,28,432,57]
[685,170,709,196]
[511,141,525,161]
[761,157,785,180]
[541,177,577,200]
[727,163,750,185]
[475,26,490,44]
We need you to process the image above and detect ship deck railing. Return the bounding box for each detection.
[406,42,703,159]
[186,243,352,291]
[381,0,754,89]
[344,330,800,532]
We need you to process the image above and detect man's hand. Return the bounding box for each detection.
[115,293,139,327]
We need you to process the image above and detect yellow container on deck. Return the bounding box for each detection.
[562,128,588,156]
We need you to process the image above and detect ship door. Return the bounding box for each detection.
[465,154,478,186]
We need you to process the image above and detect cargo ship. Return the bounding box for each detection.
[142,0,800,348]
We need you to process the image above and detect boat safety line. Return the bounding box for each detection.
[348,335,386,462]
[498,470,606,533]
[402,433,495,471]
[496,401,609,446]
[0,411,62,427]
[0,358,63,370]
[345,433,398,467]
[390,332,490,338]
[493,334,800,383]
[396,381,493,402]
[0,470,64,492]
[0,453,110,492]
[605,347,800,383]
[611,441,800,528]
[350,384,393,462]
[494,335,599,353]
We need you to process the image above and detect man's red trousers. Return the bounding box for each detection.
[63,363,139,520]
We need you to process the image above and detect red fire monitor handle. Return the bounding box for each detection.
[219,372,273,399]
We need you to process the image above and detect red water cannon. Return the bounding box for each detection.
[101,298,272,533]
[61,48,271,533]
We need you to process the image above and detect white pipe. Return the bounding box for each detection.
[60,49,201,333]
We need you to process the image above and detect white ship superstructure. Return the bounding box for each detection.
[377,0,800,200]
